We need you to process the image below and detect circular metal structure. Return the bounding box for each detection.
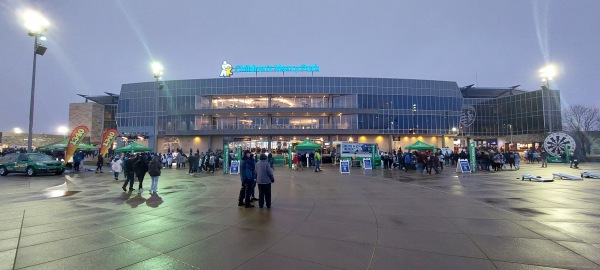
[460,105,476,127]
[543,132,576,157]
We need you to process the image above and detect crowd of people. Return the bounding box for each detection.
[14,142,579,210]
[238,150,275,208]
[105,152,161,194]
[328,145,571,175]
[101,149,282,205]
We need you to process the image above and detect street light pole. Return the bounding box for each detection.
[539,64,557,133]
[151,62,164,154]
[412,104,417,134]
[23,10,49,152]
[507,124,513,150]
[27,34,39,152]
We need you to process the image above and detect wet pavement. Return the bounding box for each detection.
[1,161,600,269]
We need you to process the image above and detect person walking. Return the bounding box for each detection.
[133,155,149,194]
[541,150,548,168]
[416,152,426,174]
[110,157,123,180]
[192,153,200,174]
[148,156,162,194]
[188,153,196,174]
[433,154,441,174]
[208,153,216,173]
[295,152,304,170]
[404,152,412,172]
[267,152,274,169]
[162,154,167,168]
[122,154,136,191]
[255,153,275,208]
[507,151,515,170]
[96,154,104,173]
[514,152,521,170]
[238,150,256,208]
[166,153,173,169]
[73,151,83,172]
[425,152,433,174]
[292,153,299,170]
[314,150,322,172]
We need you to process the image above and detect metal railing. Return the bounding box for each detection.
[189,123,360,131]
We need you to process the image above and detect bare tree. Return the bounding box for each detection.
[562,104,600,157]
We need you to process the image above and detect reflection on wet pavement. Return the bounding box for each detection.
[509,208,548,217]
[1,162,600,269]
[43,190,81,198]
[42,182,81,198]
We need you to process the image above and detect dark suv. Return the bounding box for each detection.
[0,153,65,176]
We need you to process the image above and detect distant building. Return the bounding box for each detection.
[111,77,561,153]
[69,93,118,144]
[0,132,63,152]
[461,85,562,150]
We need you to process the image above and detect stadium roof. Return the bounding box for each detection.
[77,92,119,105]
[460,85,528,99]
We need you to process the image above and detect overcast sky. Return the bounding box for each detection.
[1,0,599,134]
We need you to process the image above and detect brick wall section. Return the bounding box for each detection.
[69,103,105,144]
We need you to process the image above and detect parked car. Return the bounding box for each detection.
[0,153,65,176]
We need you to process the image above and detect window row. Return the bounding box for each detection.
[130,77,460,90]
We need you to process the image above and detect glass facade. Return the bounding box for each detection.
[116,77,560,144]
[462,89,562,137]
[103,104,118,130]
[117,77,463,136]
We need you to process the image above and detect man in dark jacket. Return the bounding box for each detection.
[96,154,104,173]
[122,154,136,191]
[148,156,162,194]
[133,155,149,194]
[188,154,196,174]
[267,152,274,169]
[238,150,256,208]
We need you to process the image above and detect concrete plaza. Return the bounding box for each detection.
[1,161,600,269]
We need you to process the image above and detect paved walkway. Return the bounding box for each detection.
[1,161,600,269]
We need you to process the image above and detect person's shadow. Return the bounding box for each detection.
[114,190,133,205]
[126,193,147,208]
[146,193,164,208]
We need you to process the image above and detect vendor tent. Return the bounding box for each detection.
[38,138,99,151]
[405,140,437,151]
[114,142,153,153]
[294,139,322,150]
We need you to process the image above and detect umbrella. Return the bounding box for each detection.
[114,142,153,153]
[38,138,99,151]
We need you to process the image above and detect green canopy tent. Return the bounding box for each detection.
[114,142,153,153]
[37,138,99,152]
[405,140,437,151]
[293,139,322,151]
